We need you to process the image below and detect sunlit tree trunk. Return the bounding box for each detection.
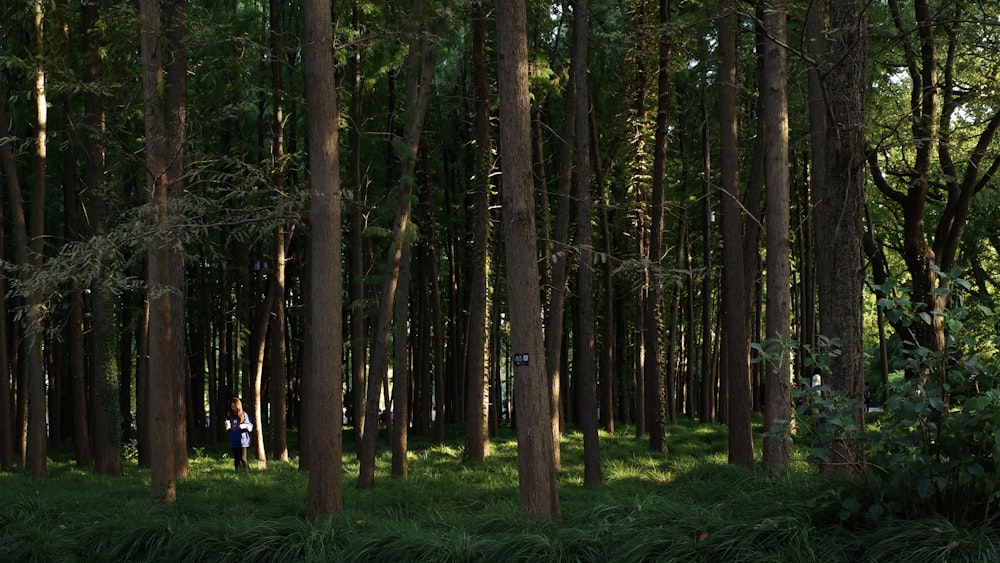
[463,0,492,463]
[496,0,561,519]
[761,0,792,473]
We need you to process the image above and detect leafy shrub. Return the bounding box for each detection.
[791,270,1000,523]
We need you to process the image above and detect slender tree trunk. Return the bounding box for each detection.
[0,96,12,472]
[302,0,344,519]
[592,102,616,435]
[267,0,290,462]
[572,0,601,486]
[644,0,671,453]
[717,0,754,467]
[463,0,492,463]
[164,0,189,479]
[761,0,792,473]
[61,63,92,466]
[700,85,715,424]
[545,48,576,468]
[390,244,411,479]
[8,0,52,480]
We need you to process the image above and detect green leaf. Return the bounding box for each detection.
[916,479,936,499]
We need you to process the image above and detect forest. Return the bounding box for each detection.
[2,0,1000,532]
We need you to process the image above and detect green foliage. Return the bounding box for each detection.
[2,422,998,561]
[791,272,1000,524]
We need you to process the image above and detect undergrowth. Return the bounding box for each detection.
[1,420,996,562]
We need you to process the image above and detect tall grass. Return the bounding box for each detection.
[1,420,996,562]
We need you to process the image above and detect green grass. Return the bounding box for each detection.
[1,420,997,562]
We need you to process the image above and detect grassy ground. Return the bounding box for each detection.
[1,419,997,562]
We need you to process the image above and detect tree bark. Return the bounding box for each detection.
[761,0,792,473]
[572,0,601,486]
[140,0,177,501]
[496,0,561,518]
[644,0,671,453]
[717,0,754,467]
[463,0,492,463]
[816,0,869,475]
[302,0,345,519]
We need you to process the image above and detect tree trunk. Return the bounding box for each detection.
[761,0,792,473]
[572,0,601,486]
[390,245,411,479]
[463,0,492,463]
[496,0,561,519]
[164,0,189,479]
[0,99,11,472]
[544,44,575,468]
[644,0,671,453]
[347,0,369,446]
[82,0,123,477]
[717,0,754,467]
[141,0,177,502]
[302,0,344,519]
[816,0,869,475]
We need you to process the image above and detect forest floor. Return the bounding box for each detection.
[1,418,997,562]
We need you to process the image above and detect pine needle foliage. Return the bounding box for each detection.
[1,420,997,562]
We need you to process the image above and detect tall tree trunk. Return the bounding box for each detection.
[140,0,177,501]
[816,0,869,474]
[9,0,51,480]
[302,0,344,519]
[544,45,575,468]
[592,100,616,435]
[0,92,12,472]
[463,0,492,463]
[572,0,601,486]
[347,0,368,446]
[761,0,792,473]
[644,0,671,453]
[60,46,92,466]
[268,0,289,462]
[164,0,189,479]
[717,0,754,467]
[496,0,561,518]
[699,85,715,424]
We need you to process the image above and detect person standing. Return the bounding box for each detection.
[225,397,253,471]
